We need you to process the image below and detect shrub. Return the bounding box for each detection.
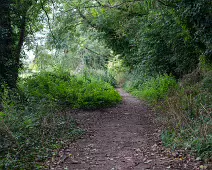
[0,71,121,169]
[76,78,121,109]
[129,74,177,103]
[19,71,121,109]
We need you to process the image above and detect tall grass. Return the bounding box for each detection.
[160,87,212,160]
[158,71,212,160]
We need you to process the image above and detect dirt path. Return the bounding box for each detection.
[49,89,202,170]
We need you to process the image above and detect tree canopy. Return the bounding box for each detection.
[0,0,211,84]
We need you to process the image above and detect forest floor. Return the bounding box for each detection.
[48,89,204,170]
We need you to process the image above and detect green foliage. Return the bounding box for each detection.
[1,0,211,166]
[82,68,117,87]
[159,70,212,160]
[161,130,177,148]
[123,65,155,92]
[108,56,130,86]
[173,0,212,62]
[133,10,200,77]
[76,1,202,78]
[0,71,121,169]
[201,71,212,93]
[19,71,121,109]
[0,88,84,169]
[162,128,212,159]
[126,74,177,103]
[44,16,112,73]
[162,127,212,160]
[76,79,121,109]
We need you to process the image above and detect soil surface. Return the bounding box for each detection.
[49,89,204,170]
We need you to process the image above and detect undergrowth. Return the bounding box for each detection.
[82,68,117,87]
[159,70,212,161]
[19,71,121,109]
[0,71,121,169]
[125,74,177,104]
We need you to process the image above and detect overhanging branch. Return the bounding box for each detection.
[40,0,58,46]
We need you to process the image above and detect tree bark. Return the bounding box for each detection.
[0,0,15,88]
[13,13,27,85]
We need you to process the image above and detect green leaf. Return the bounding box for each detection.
[0,112,6,120]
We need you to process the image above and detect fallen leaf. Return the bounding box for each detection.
[71,160,81,164]
[196,157,201,161]
[144,160,152,164]
[200,165,207,169]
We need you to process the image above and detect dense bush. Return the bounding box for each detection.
[19,71,121,109]
[75,79,121,109]
[0,71,121,169]
[131,10,200,78]
[125,74,177,103]
[174,0,212,62]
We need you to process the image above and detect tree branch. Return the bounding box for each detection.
[157,0,177,8]
[76,8,98,29]
[40,0,58,46]
[84,47,110,58]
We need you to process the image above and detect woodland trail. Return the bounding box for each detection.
[49,89,201,170]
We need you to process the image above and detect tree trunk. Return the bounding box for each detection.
[13,13,27,85]
[0,0,28,89]
[0,0,15,88]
